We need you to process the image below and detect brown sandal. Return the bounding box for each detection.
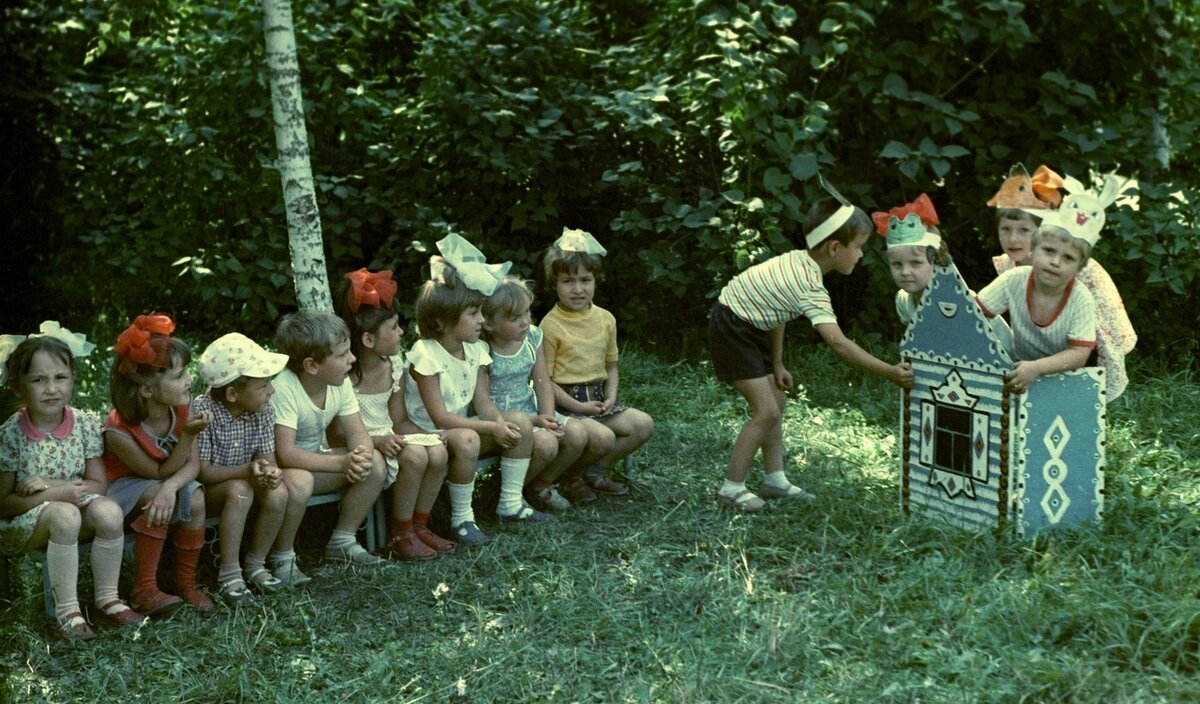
[584,472,629,496]
[97,599,146,626]
[55,612,96,641]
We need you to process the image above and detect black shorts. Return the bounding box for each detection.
[708,302,772,383]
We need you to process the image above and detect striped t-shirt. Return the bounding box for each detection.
[976,266,1096,362]
[717,250,837,331]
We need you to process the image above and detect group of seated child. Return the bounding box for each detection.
[0,229,653,640]
[0,165,1134,640]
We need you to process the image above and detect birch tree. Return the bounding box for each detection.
[262,0,333,311]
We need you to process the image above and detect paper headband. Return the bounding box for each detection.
[988,164,1063,209]
[872,194,942,249]
[115,314,176,374]
[806,175,857,249]
[553,227,607,256]
[1024,173,1128,247]
[0,321,95,385]
[430,233,512,296]
[345,268,397,312]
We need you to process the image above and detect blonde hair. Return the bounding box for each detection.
[1033,225,1092,268]
[415,258,485,338]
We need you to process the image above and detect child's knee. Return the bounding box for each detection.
[283,469,314,504]
[190,487,207,516]
[42,501,82,535]
[262,484,289,512]
[399,444,428,472]
[635,411,655,441]
[447,428,480,459]
[503,411,534,434]
[85,497,125,534]
[532,431,559,460]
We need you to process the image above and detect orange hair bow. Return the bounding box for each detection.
[871,193,940,236]
[115,314,176,374]
[344,268,397,312]
[1028,165,1064,207]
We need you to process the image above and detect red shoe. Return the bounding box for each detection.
[412,524,455,554]
[55,612,96,641]
[177,586,215,612]
[384,531,437,561]
[131,589,183,617]
[97,599,146,626]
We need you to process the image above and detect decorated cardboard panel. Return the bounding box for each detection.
[902,361,1008,532]
[1011,368,1106,536]
[900,263,1012,374]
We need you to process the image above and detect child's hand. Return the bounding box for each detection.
[578,400,606,416]
[373,434,402,458]
[1005,362,1040,393]
[16,475,52,496]
[891,362,915,389]
[773,366,794,392]
[343,445,374,483]
[52,480,89,507]
[183,411,213,437]
[491,420,522,448]
[141,484,177,528]
[533,414,563,436]
[251,459,281,489]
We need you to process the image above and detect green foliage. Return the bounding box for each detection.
[3,0,1198,360]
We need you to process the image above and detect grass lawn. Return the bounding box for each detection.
[2,341,1198,702]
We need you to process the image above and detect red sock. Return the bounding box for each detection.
[172,527,206,594]
[413,512,430,527]
[390,517,414,539]
[530,478,552,491]
[131,515,168,598]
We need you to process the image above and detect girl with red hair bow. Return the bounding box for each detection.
[333,269,462,560]
[103,314,214,615]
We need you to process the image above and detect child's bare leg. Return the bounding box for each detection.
[272,469,314,554]
[267,469,314,588]
[316,450,386,565]
[528,429,562,484]
[245,482,287,583]
[206,480,254,593]
[725,376,782,483]
[412,439,454,553]
[595,407,654,468]
[383,445,437,561]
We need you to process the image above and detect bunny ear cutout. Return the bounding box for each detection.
[1096,174,1124,208]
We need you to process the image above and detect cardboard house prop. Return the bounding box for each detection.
[898,262,1106,537]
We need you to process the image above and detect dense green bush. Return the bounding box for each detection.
[2,0,1197,363]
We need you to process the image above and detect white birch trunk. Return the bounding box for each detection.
[262,0,333,312]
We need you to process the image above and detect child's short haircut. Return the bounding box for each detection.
[1033,224,1092,268]
[483,276,535,321]
[543,247,604,291]
[415,259,485,338]
[5,337,75,392]
[110,337,192,424]
[803,197,872,249]
[996,208,1040,224]
[276,310,350,373]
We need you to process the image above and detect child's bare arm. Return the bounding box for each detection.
[602,361,620,412]
[471,369,523,447]
[197,458,253,484]
[769,324,794,391]
[530,347,562,430]
[104,430,202,488]
[274,425,351,474]
[1005,347,1091,392]
[816,323,914,388]
[413,368,510,441]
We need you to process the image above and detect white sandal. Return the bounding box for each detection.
[715,489,765,513]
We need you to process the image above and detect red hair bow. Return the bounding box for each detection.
[344,268,397,312]
[115,314,176,374]
[871,193,940,236]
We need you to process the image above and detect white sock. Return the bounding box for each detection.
[268,549,295,566]
[762,471,792,489]
[46,541,80,621]
[90,535,124,607]
[719,480,746,497]
[448,480,476,527]
[326,529,357,549]
[498,457,531,514]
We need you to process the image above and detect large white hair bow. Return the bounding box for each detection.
[0,321,95,384]
[553,227,607,256]
[431,233,512,296]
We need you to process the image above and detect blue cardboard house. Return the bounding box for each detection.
[898,262,1106,537]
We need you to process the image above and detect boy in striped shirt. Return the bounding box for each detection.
[708,194,914,512]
